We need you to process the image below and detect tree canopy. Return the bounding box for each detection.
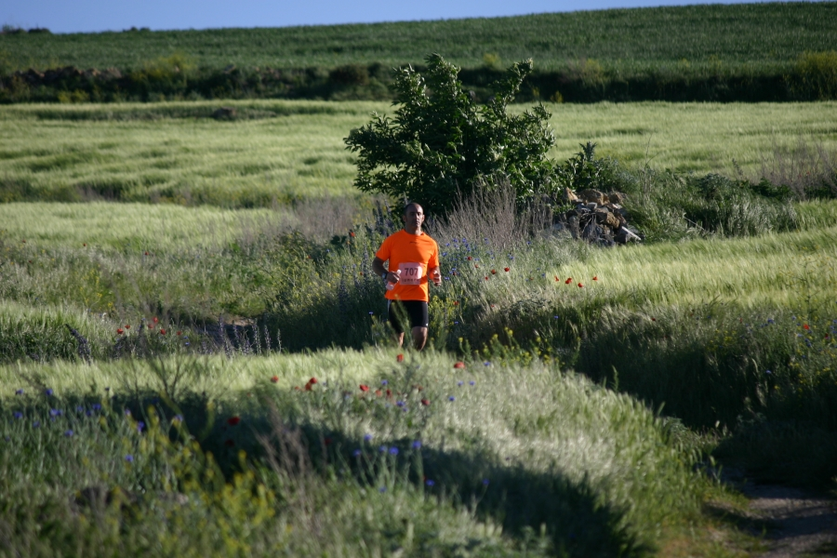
[344,54,557,215]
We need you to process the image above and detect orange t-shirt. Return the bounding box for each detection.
[376,230,440,301]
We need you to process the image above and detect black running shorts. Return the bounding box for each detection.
[387,300,429,334]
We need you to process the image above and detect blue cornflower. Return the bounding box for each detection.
[33,420,40,428]
[353,449,362,457]
[484,361,491,366]
[76,406,84,413]
[124,409,131,416]
[389,447,399,455]
[448,396,455,402]
[45,388,53,396]
[137,421,145,433]
[411,440,422,449]
[173,414,183,422]
[125,455,134,462]
[766,370,772,375]
[767,318,775,324]
[368,311,374,315]
[454,321,459,325]
[364,433,373,442]
[425,479,435,487]
[14,389,23,395]
[49,409,62,417]
[379,445,388,453]
[64,430,74,437]
[554,315,560,319]
[482,478,490,486]
[379,486,387,493]
[381,380,388,386]
[86,410,93,417]
[13,411,23,419]
[92,403,102,411]
[396,400,405,407]
[457,381,464,386]
[469,381,476,386]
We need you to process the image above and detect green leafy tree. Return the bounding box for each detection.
[344,53,556,215]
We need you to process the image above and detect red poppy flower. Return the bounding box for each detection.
[475,264,480,268]
[555,276,560,281]
[593,276,598,281]
[359,384,370,392]
[308,377,317,385]
[803,324,810,330]
[453,301,459,306]
[153,317,158,323]
[467,256,472,260]
[304,383,313,391]
[397,354,404,363]
[144,251,148,255]
[421,399,430,406]
[227,416,241,426]
[270,375,279,383]
[117,328,124,335]
[453,362,466,369]
[83,243,87,247]
[176,331,182,335]
[148,324,154,329]
[565,278,572,284]
[651,318,656,321]
[386,389,392,397]
[577,283,583,288]
[485,276,489,280]
[504,267,510,272]
[349,231,355,237]
[491,269,497,275]
[224,439,235,447]
[125,325,131,329]
[375,389,382,397]
[159,329,166,335]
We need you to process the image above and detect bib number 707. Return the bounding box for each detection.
[398,262,423,285]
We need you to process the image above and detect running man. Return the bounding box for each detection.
[372,202,442,350]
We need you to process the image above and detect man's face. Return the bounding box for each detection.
[404,205,425,231]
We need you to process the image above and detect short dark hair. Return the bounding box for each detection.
[404,202,423,215]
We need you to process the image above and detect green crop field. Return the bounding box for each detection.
[2,2,836,72]
[2,100,836,206]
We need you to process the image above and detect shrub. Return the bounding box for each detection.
[791,50,837,100]
[344,53,557,215]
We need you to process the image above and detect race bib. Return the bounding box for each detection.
[398,262,423,285]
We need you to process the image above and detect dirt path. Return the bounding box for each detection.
[741,483,837,557]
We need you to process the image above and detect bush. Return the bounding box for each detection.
[790,50,837,100]
[344,53,557,215]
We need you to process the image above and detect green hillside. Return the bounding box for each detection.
[2,2,836,72]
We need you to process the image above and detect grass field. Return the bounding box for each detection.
[2,91,837,554]
[2,2,836,72]
[2,100,836,206]
[2,190,835,553]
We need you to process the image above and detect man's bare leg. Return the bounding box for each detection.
[395,332,405,347]
[411,326,428,350]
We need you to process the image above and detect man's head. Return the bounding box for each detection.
[403,202,425,234]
